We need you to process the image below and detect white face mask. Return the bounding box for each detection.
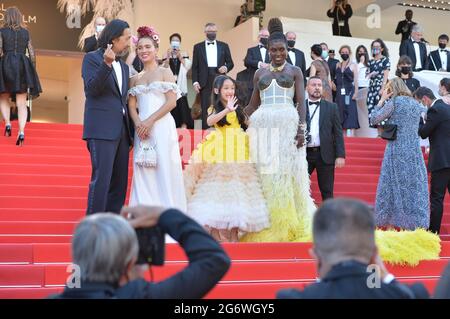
[171,41,180,49]
[96,25,105,34]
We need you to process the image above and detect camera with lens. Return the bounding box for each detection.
[335,0,342,5]
[135,226,165,266]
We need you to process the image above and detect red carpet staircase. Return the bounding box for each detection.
[0,122,449,299]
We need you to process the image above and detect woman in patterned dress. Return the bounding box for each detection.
[366,39,390,128]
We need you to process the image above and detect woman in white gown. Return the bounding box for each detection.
[128,26,186,212]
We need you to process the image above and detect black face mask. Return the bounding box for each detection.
[439,43,447,49]
[287,40,296,48]
[340,54,349,61]
[206,32,217,41]
[400,66,411,75]
[260,38,268,47]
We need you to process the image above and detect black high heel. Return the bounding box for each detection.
[4,125,11,137]
[16,133,24,146]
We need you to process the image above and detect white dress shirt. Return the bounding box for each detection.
[205,40,218,68]
[112,60,123,94]
[413,41,422,69]
[439,49,448,70]
[307,100,321,147]
[257,45,267,68]
[288,49,296,66]
[112,60,125,115]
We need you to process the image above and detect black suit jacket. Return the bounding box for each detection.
[192,41,234,88]
[83,35,98,53]
[286,48,306,78]
[52,210,231,299]
[327,57,339,82]
[428,49,450,72]
[277,261,429,299]
[81,49,133,142]
[419,99,450,172]
[244,45,270,88]
[399,39,428,71]
[307,99,345,165]
[395,20,416,43]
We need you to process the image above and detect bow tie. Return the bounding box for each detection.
[309,101,320,106]
[440,49,448,52]
[288,48,295,52]
[207,42,215,45]
[259,45,266,49]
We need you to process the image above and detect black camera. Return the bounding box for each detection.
[135,226,165,266]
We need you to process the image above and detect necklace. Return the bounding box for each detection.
[270,62,287,72]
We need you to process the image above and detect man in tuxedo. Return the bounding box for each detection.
[83,16,106,53]
[192,23,234,129]
[54,206,230,299]
[285,31,306,79]
[81,20,134,215]
[415,87,450,234]
[395,9,416,43]
[243,29,270,104]
[428,34,450,72]
[399,24,428,72]
[305,77,345,201]
[277,199,429,299]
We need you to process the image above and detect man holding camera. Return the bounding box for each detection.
[306,77,345,201]
[395,10,416,44]
[53,206,230,299]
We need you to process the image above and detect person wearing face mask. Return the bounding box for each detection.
[366,38,390,129]
[285,31,306,83]
[320,43,339,85]
[192,22,234,129]
[161,33,194,129]
[243,29,270,104]
[83,16,107,53]
[396,55,420,93]
[428,34,450,72]
[335,45,359,136]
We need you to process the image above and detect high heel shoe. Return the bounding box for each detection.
[4,125,11,137]
[16,133,24,146]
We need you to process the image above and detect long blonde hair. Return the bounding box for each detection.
[3,7,26,30]
[388,77,412,98]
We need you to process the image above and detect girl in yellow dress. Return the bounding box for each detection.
[184,75,269,242]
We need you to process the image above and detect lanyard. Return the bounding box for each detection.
[307,103,320,132]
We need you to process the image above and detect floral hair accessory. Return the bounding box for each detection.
[137,26,160,44]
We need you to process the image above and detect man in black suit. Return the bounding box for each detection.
[53,206,231,299]
[399,24,428,72]
[415,87,450,234]
[428,34,450,72]
[320,43,339,81]
[243,29,270,104]
[83,16,106,53]
[81,20,134,215]
[306,77,345,201]
[277,199,429,299]
[285,31,306,79]
[192,23,234,129]
[395,9,416,43]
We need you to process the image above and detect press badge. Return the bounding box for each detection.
[338,21,345,27]
[341,88,346,95]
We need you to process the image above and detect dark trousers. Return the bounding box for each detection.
[200,68,218,129]
[429,168,450,234]
[307,147,335,201]
[86,121,130,215]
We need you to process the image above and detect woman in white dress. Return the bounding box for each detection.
[128,26,186,212]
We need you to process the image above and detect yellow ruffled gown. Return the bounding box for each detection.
[184,110,270,236]
[238,79,441,266]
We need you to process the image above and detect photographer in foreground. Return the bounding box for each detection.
[53,206,231,299]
